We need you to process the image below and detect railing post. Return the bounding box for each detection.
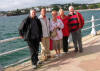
[91,15,97,36]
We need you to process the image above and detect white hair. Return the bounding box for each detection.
[69,6,74,11]
[30,9,36,14]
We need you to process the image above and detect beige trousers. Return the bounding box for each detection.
[41,37,50,59]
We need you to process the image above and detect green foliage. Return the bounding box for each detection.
[88,4,98,9]
[96,3,100,8]
[15,9,21,14]
[52,5,59,11]
[24,8,30,14]
[75,6,80,10]
[81,4,88,9]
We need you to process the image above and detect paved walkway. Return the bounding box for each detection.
[5,31,100,71]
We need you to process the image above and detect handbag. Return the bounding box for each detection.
[50,28,57,38]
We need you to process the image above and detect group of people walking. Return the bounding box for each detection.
[18,6,84,69]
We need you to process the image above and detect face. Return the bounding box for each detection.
[52,11,58,18]
[69,7,74,13]
[41,9,46,17]
[59,9,64,16]
[30,10,36,18]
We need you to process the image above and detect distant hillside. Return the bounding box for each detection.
[1,3,100,16]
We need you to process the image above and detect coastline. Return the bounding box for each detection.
[75,8,100,12]
[1,8,100,17]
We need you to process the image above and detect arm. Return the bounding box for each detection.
[79,13,84,28]
[76,12,84,28]
[37,18,43,39]
[67,15,71,32]
[57,20,64,29]
[18,17,28,38]
[50,22,56,31]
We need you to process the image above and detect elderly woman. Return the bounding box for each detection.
[57,8,70,53]
[50,10,64,57]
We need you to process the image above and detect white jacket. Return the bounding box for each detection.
[50,19,64,40]
[39,15,50,37]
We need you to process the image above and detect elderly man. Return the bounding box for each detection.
[39,8,51,61]
[18,9,42,69]
[68,6,84,53]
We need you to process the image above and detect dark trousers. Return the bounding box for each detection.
[71,29,83,50]
[63,36,68,52]
[27,39,39,65]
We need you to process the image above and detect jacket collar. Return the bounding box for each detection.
[39,15,46,19]
[68,12,76,16]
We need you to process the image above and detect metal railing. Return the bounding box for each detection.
[0,15,100,68]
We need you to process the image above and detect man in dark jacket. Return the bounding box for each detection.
[18,9,42,69]
[68,6,84,53]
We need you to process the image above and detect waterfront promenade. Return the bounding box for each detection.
[5,31,100,71]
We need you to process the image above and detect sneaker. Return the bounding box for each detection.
[79,49,83,53]
[59,54,63,57]
[55,54,59,59]
[37,61,43,65]
[74,48,78,52]
[32,65,37,69]
[55,54,59,57]
[64,52,69,54]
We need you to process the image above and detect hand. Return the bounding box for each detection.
[41,38,44,41]
[56,26,59,29]
[53,27,57,30]
[20,36,24,39]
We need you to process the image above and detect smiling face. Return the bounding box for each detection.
[69,6,74,13]
[59,9,64,16]
[30,9,36,18]
[51,10,58,18]
[41,8,46,17]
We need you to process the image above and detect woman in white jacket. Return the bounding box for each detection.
[50,10,64,57]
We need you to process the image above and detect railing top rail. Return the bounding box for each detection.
[4,57,30,68]
[0,46,27,57]
[0,37,20,43]
[85,18,100,24]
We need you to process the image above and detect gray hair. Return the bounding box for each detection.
[30,9,36,14]
[69,6,74,11]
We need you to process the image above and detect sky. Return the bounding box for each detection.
[0,0,100,11]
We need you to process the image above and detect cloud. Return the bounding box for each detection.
[0,0,100,11]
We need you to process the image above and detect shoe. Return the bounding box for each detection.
[74,48,78,52]
[42,56,48,61]
[55,54,59,57]
[37,61,43,65]
[64,51,69,54]
[55,54,59,59]
[63,49,68,53]
[32,65,37,69]
[79,49,83,53]
[47,55,51,59]
[59,54,63,57]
